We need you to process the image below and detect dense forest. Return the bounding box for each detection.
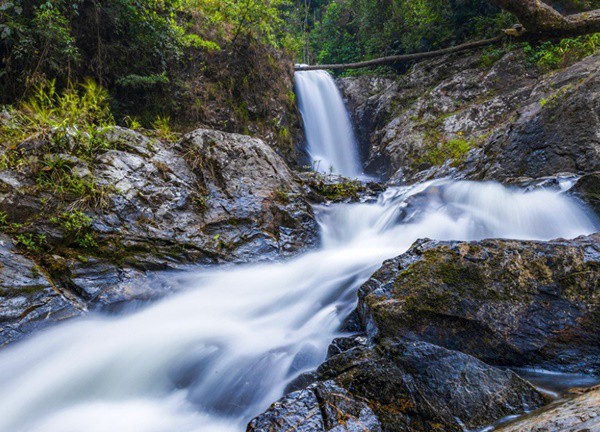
[3,1,600,129]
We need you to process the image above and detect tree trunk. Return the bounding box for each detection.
[491,0,600,36]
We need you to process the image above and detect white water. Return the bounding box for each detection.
[0,179,597,432]
[294,70,362,177]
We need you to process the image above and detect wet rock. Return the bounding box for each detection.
[572,172,600,217]
[247,380,381,432]
[250,339,545,432]
[339,50,600,183]
[497,385,600,432]
[359,235,600,374]
[0,235,81,346]
[0,127,319,340]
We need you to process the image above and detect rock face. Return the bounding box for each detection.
[248,380,381,432]
[249,339,546,432]
[0,127,318,345]
[497,386,600,432]
[0,235,81,346]
[339,50,600,182]
[359,235,600,374]
[573,172,600,217]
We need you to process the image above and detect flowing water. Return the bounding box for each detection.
[0,179,597,432]
[294,70,362,177]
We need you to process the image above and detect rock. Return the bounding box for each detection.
[359,235,600,374]
[247,380,381,432]
[339,50,600,183]
[0,235,81,346]
[572,172,600,217]
[0,127,319,342]
[249,339,545,432]
[497,386,600,432]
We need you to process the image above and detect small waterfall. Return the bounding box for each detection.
[294,70,362,177]
[0,180,596,432]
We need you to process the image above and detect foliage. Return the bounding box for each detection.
[524,33,600,70]
[0,0,300,126]
[151,115,177,142]
[50,210,98,248]
[301,0,514,66]
[297,0,600,66]
[0,78,114,148]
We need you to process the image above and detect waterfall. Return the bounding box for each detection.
[294,70,362,177]
[0,179,596,432]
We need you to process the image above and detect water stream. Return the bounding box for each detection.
[0,71,598,431]
[0,179,597,432]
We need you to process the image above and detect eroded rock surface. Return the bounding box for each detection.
[497,386,600,432]
[249,339,545,432]
[0,234,81,346]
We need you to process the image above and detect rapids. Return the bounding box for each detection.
[0,179,597,432]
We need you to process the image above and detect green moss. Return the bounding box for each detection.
[311,180,361,200]
[419,136,473,167]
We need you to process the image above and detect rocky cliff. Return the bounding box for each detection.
[339,49,600,184]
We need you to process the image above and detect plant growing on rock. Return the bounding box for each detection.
[50,210,98,249]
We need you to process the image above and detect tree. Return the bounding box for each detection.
[492,0,600,36]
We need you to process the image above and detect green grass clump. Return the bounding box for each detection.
[0,78,114,150]
[420,137,473,167]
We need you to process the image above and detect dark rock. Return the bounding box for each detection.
[250,338,545,432]
[572,172,600,217]
[247,380,381,432]
[359,235,600,374]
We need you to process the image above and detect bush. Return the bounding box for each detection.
[0,78,114,148]
[524,33,600,70]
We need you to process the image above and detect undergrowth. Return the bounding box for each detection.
[524,33,600,70]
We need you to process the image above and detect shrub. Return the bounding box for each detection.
[524,33,600,70]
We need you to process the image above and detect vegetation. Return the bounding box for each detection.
[524,33,600,70]
[292,0,600,69]
[0,0,301,153]
[420,136,474,167]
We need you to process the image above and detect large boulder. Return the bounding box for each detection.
[249,339,546,432]
[359,235,600,374]
[339,50,600,182]
[0,127,318,342]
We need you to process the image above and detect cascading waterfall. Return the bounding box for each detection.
[0,179,597,432]
[294,70,362,177]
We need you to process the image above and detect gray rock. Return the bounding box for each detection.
[0,235,81,346]
[497,385,600,432]
[0,127,318,342]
